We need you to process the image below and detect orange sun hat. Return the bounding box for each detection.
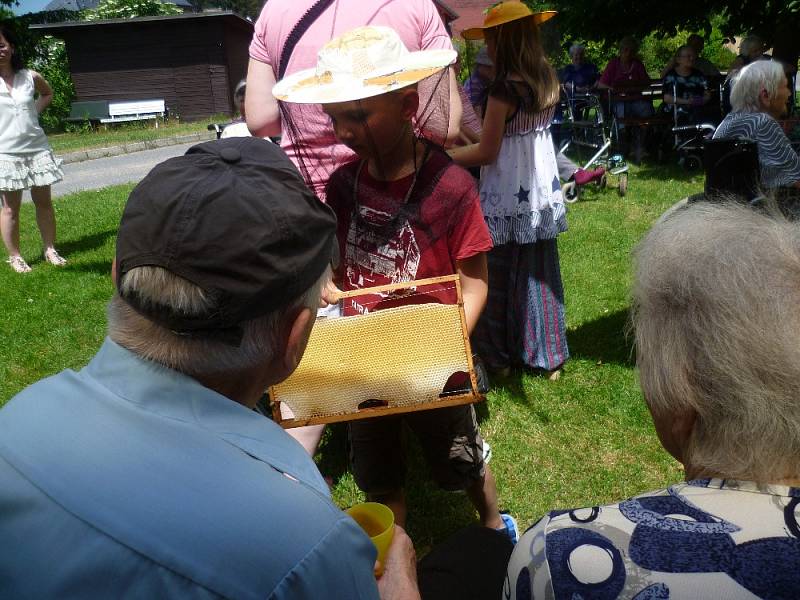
[462,1,557,40]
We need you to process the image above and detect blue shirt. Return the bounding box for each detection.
[558,62,599,91]
[0,339,379,599]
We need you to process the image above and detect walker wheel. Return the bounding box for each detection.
[618,173,628,197]
[684,154,702,171]
[563,181,580,203]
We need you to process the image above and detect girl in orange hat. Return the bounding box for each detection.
[448,2,569,379]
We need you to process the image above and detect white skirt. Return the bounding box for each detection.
[479,128,567,245]
[0,150,64,192]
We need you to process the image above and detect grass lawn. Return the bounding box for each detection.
[0,161,703,551]
[47,117,227,154]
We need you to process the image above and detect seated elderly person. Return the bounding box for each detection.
[661,44,711,124]
[714,60,800,189]
[598,36,654,162]
[597,36,653,119]
[220,79,252,138]
[559,42,599,94]
[505,199,800,598]
[0,138,420,598]
[558,42,599,127]
[730,34,771,72]
[661,34,721,81]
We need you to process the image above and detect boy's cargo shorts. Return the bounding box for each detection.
[349,404,486,494]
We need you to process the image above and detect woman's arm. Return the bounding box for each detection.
[447,94,512,167]
[456,253,488,335]
[633,60,651,84]
[31,71,53,114]
[446,67,464,147]
[459,123,480,145]
[596,60,616,90]
[663,91,710,106]
[245,58,282,138]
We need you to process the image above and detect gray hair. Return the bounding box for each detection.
[234,79,246,112]
[631,201,800,481]
[108,266,328,377]
[619,36,639,52]
[740,35,764,58]
[569,42,585,57]
[729,59,785,113]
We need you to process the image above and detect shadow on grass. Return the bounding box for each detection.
[58,229,117,257]
[404,436,488,550]
[316,418,491,549]
[68,260,114,276]
[633,160,702,183]
[568,307,634,367]
[316,422,351,486]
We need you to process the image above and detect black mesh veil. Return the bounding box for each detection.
[278,66,477,266]
[278,66,452,195]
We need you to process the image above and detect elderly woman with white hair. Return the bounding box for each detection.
[504,200,800,598]
[559,42,599,93]
[713,60,800,189]
[219,80,251,138]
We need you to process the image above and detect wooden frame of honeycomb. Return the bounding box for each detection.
[270,275,483,428]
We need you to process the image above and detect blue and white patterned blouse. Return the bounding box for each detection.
[505,479,800,599]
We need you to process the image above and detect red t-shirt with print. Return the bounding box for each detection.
[326,149,492,317]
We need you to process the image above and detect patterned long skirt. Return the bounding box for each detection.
[472,240,569,371]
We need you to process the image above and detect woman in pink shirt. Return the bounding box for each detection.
[245,0,463,457]
[597,36,654,161]
[245,0,462,201]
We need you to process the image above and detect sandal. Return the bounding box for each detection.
[44,248,67,266]
[7,255,32,273]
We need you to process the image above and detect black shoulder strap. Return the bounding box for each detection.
[278,0,337,80]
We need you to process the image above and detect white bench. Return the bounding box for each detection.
[100,99,166,126]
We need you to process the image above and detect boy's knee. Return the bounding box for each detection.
[349,418,405,494]
[430,435,485,491]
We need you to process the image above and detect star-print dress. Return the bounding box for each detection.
[472,79,569,372]
[478,80,566,245]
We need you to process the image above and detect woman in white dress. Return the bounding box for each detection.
[0,24,65,273]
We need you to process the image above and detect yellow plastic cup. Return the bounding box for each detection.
[345,502,395,577]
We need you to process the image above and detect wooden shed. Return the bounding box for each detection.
[32,12,253,121]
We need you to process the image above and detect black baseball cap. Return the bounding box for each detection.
[115,137,337,345]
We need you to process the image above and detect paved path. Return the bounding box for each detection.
[51,141,198,198]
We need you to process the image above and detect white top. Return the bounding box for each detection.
[219,121,252,139]
[0,69,52,155]
[479,98,567,245]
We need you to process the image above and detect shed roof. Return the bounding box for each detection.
[432,0,459,21]
[31,10,251,33]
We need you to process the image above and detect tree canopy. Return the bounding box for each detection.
[534,0,800,64]
[549,0,795,43]
[84,0,182,20]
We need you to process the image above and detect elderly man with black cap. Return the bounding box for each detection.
[0,137,420,599]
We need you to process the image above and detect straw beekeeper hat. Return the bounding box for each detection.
[272,26,457,104]
[462,1,557,40]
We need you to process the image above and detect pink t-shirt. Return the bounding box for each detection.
[249,0,454,200]
[599,57,650,88]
